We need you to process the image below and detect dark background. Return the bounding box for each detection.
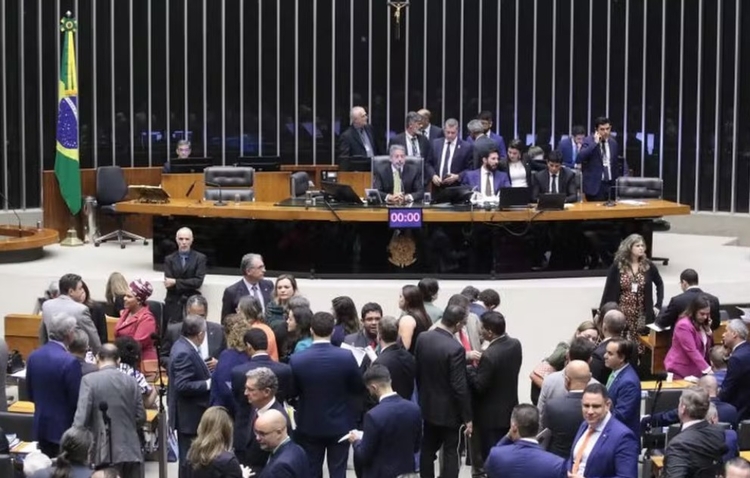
[1,0,748,212]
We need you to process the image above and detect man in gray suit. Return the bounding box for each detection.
[74,344,145,478]
[41,273,101,354]
[468,119,497,169]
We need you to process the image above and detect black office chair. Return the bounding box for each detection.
[0,455,12,478]
[204,166,255,202]
[738,420,750,450]
[290,171,311,198]
[0,412,34,441]
[616,176,670,265]
[146,299,165,336]
[93,166,149,249]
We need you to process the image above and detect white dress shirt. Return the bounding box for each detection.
[406,133,421,157]
[438,140,456,177]
[186,337,211,389]
[600,141,612,180]
[573,412,612,475]
[508,162,527,187]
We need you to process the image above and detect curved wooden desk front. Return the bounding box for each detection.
[0,227,59,263]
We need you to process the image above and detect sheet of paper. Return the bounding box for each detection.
[364,346,378,363]
[10,369,26,379]
[340,342,366,366]
[618,199,646,206]
[646,323,669,332]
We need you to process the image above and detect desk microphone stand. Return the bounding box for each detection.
[151,333,169,478]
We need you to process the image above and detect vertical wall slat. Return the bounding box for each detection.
[495,0,501,136]
[459,0,464,131]
[640,0,647,176]
[605,0,611,116]
[312,0,317,165]
[1,0,6,207]
[257,0,262,158]
[730,0,740,212]
[294,0,299,164]
[165,0,171,157]
[331,0,336,164]
[622,0,629,159]
[183,0,188,144]
[676,0,684,202]
[221,0,226,164]
[202,0,207,158]
[694,0,703,212]
[478,0,483,112]
[586,0,592,130]
[129,0,134,166]
[386,0,391,140]
[19,0,26,207]
[658,0,665,179]
[551,0,556,146]
[568,0,573,134]
[423,0,428,107]
[38,0,45,200]
[513,0,519,139]
[110,0,115,164]
[239,0,244,157]
[276,0,280,157]
[147,0,151,166]
[441,0,446,125]
[712,0,722,212]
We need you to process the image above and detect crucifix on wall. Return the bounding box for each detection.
[388,1,410,40]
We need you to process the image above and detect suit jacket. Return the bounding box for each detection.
[663,421,727,478]
[655,287,721,331]
[466,132,507,159]
[209,348,250,416]
[566,415,639,478]
[600,262,664,324]
[40,295,102,354]
[485,436,565,478]
[590,339,611,385]
[163,249,207,322]
[498,158,534,187]
[338,124,380,158]
[372,160,425,202]
[388,132,432,161]
[167,336,211,435]
[422,124,444,141]
[186,450,244,478]
[290,342,365,437]
[426,137,473,179]
[73,365,146,465]
[116,306,158,361]
[415,328,472,427]
[258,439,310,478]
[542,391,585,459]
[471,135,499,169]
[26,341,82,444]
[557,137,581,169]
[77,357,99,376]
[607,364,642,437]
[664,318,712,379]
[231,354,294,454]
[353,394,422,478]
[532,168,578,203]
[468,335,522,429]
[161,321,226,368]
[461,168,511,194]
[719,341,750,420]
[242,400,292,469]
[576,136,626,196]
[373,344,416,400]
[220,279,274,322]
[429,313,482,355]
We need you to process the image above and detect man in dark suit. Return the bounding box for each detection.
[69,329,99,376]
[232,329,293,461]
[372,144,424,204]
[656,268,721,330]
[162,139,192,173]
[416,304,473,478]
[388,111,432,161]
[241,367,292,473]
[542,360,591,459]
[289,312,364,478]
[461,147,511,198]
[604,338,642,438]
[373,316,416,400]
[531,150,578,203]
[418,108,444,141]
[26,313,83,458]
[566,383,639,478]
[590,309,627,384]
[338,106,380,159]
[349,365,422,478]
[220,253,274,321]
[465,111,507,159]
[468,311,523,461]
[163,227,207,324]
[167,314,212,478]
[663,387,727,477]
[426,118,473,188]
[484,404,565,478]
[161,295,226,369]
[720,319,750,420]
[467,119,498,169]
[256,409,309,478]
[343,302,381,350]
[557,125,586,168]
[576,116,627,201]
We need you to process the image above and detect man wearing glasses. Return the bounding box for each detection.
[256,409,308,478]
[221,253,274,322]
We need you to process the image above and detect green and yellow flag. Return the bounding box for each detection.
[55,13,81,215]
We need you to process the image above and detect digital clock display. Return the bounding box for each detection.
[388,208,423,229]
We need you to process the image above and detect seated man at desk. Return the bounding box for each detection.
[373,144,424,205]
[461,146,510,197]
[162,139,191,173]
[531,150,578,203]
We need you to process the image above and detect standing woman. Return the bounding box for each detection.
[115,279,158,363]
[398,284,431,354]
[104,272,130,317]
[331,296,361,347]
[210,314,251,415]
[286,305,314,357]
[238,296,279,361]
[664,295,714,379]
[185,407,243,478]
[264,275,298,345]
[600,234,664,351]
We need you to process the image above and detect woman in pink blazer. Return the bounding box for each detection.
[664,295,713,379]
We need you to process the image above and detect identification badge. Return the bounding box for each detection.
[631,283,639,293]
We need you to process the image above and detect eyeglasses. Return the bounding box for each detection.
[253,427,283,438]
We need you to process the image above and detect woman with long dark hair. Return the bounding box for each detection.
[398,284,431,354]
[286,305,314,356]
[185,407,242,478]
[331,296,361,347]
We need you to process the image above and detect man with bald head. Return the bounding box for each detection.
[338,106,380,159]
[163,226,207,324]
[590,309,628,384]
[256,409,308,478]
[542,360,594,458]
[726,458,750,478]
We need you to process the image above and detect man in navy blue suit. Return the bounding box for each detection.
[289,311,365,478]
[484,404,565,478]
[465,111,507,159]
[461,147,511,198]
[349,364,422,478]
[576,117,627,201]
[426,118,473,189]
[167,314,212,478]
[566,383,639,478]
[256,409,309,478]
[720,319,750,420]
[26,313,82,458]
[556,125,586,169]
[220,253,274,321]
[603,338,641,437]
[231,328,293,464]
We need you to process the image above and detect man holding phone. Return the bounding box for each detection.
[576,117,627,201]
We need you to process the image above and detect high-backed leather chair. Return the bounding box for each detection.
[290,171,311,198]
[0,411,34,441]
[616,176,670,265]
[370,155,424,188]
[94,166,149,249]
[204,166,255,202]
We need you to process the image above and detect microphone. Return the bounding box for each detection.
[0,190,23,237]
[205,180,227,207]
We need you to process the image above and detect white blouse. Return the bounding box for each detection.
[508,161,528,187]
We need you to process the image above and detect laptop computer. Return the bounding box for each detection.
[321,181,364,205]
[537,193,566,211]
[498,187,531,210]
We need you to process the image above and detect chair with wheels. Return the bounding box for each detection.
[204,166,255,202]
[93,166,148,249]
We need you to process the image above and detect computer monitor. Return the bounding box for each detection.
[338,155,372,172]
[236,156,282,171]
[498,187,532,210]
[321,181,364,205]
[168,157,213,174]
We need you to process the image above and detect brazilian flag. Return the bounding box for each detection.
[54,14,81,215]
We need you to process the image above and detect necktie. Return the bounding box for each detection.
[440,141,453,178]
[551,174,558,194]
[410,137,420,157]
[601,142,612,181]
[251,285,261,304]
[393,169,403,195]
[606,372,615,389]
[359,129,373,157]
[572,426,595,475]
[485,171,493,197]
[181,255,187,267]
